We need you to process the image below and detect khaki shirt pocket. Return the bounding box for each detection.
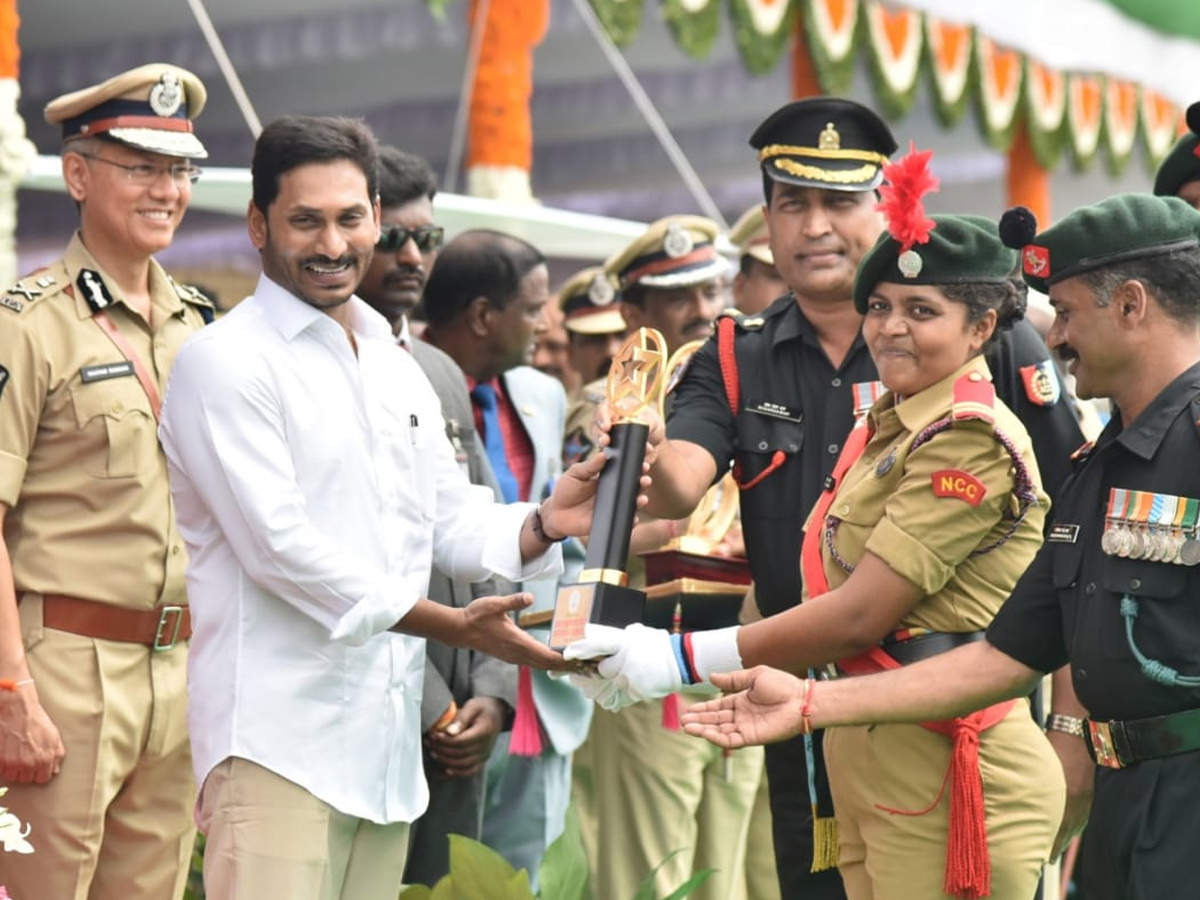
[70,379,155,479]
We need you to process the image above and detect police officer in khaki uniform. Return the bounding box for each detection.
[0,64,212,899]
[560,266,625,469]
[570,216,768,900]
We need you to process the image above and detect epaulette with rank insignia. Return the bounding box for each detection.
[1,266,68,315]
[951,370,995,425]
[171,278,216,324]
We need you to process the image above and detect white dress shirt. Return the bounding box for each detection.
[159,274,561,824]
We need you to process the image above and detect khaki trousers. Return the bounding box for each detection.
[3,614,195,900]
[577,698,763,900]
[198,757,410,900]
[826,700,1065,900]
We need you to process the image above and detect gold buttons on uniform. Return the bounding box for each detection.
[839,504,850,515]
[111,401,124,413]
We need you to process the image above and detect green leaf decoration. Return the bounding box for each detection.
[538,805,589,900]
[660,868,716,900]
[590,0,644,47]
[801,0,862,95]
[445,833,532,899]
[663,0,721,60]
[728,0,797,77]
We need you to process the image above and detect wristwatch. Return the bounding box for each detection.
[1045,713,1086,738]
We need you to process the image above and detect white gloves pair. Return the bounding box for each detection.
[563,623,682,711]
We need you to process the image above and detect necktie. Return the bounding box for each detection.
[470,382,520,503]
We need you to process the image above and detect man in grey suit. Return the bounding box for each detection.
[357,148,518,886]
[423,230,593,890]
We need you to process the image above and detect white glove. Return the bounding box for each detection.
[564,623,682,710]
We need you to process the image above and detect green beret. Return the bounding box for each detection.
[853,215,1016,313]
[1009,193,1200,295]
[1153,102,1200,197]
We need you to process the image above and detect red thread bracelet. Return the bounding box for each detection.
[800,677,815,735]
[0,678,34,692]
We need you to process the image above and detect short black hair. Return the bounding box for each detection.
[251,115,378,214]
[422,229,545,328]
[377,145,437,209]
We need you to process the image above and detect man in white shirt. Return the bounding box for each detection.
[158,115,609,900]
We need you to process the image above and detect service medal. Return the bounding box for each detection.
[1179,538,1200,567]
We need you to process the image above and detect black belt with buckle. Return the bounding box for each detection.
[1085,707,1200,769]
[882,630,987,666]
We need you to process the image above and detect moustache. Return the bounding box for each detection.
[1055,345,1079,364]
[384,264,425,285]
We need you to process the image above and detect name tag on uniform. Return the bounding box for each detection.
[1047,523,1080,544]
[80,361,135,383]
[746,399,802,423]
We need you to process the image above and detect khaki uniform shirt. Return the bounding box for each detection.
[0,234,210,609]
[806,355,1048,633]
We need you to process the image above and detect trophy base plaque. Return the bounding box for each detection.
[548,581,645,651]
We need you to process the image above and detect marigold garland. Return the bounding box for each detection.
[466,0,548,171]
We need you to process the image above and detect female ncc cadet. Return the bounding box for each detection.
[567,149,1065,900]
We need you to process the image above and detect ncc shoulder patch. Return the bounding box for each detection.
[931,469,987,507]
[1019,360,1061,406]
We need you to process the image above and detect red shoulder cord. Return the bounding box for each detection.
[718,316,785,490]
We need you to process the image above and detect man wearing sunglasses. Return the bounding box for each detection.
[0,64,214,899]
[357,146,520,887]
[357,146,444,345]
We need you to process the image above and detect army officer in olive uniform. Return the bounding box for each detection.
[0,64,212,899]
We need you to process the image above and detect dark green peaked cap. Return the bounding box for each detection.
[853,215,1017,313]
[1007,193,1200,295]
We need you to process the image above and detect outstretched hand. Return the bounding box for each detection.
[680,666,808,748]
[461,593,569,671]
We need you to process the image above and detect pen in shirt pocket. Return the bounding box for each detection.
[409,413,419,447]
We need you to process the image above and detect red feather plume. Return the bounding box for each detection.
[876,142,939,253]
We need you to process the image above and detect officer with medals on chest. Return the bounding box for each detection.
[569,99,1086,900]
[680,193,1200,900]
[0,64,213,898]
